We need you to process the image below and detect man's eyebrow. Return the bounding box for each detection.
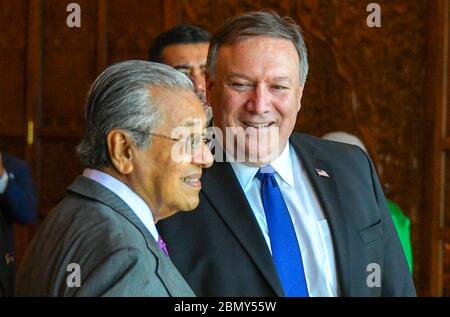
[272,76,292,83]
[174,64,192,70]
[183,119,207,129]
[226,73,252,80]
[226,74,292,84]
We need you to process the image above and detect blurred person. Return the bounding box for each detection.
[0,151,37,296]
[149,24,212,122]
[16,61,213,296]
[322,131,413,273]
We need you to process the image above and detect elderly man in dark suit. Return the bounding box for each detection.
[16,60,213,296]
[0,151,37,296]
[157,11,416,297]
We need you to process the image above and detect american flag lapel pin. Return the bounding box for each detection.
[315,168,330,178]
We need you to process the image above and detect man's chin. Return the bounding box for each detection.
[179,197,200,212]
[232,146,280,165]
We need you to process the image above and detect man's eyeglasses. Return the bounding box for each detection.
[149,131,214,153]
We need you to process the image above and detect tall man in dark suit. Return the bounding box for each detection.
[0,151,37,296]
[16,60,213,296]
[157,11,416,296]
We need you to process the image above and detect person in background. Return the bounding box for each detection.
[149,24,212,123]
[16,61,213,296]
[322,131,413,273]
[0,151,37,296]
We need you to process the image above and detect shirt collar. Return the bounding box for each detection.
[229,142,295,191]
[270,143,294,187]
[82,168,159,242]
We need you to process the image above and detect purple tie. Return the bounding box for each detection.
[158,235,169,257]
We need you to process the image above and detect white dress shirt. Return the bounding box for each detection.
[83,168,159,242]
[229,143,339,296]
[0,169,9,194]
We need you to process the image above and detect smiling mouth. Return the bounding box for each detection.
[182,176,202,189]
[243,122,275,128]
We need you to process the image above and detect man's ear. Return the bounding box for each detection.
[106,129,134,174]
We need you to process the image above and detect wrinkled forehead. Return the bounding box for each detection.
[215,36,300,80]
[150,86,207,129]
[161,43,209,66]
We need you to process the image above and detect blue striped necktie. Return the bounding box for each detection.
[256,165,309,297]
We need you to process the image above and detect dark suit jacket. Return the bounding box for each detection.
[16,176,195,296]
[158,133,416,297]
[0,153,37,297]
[0,153,37,248]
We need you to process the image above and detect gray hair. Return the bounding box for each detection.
[206,11,309,86]
[77,60,194,168]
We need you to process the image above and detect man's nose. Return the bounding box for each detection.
[192,141,214,168]
[190,69,206,94]
[246,84,271,114]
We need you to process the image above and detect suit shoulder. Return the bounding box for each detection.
[2,153,30,173]
[42,193,139,250]
[291,132,369,163]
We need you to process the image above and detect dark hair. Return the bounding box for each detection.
[149,24,211,62]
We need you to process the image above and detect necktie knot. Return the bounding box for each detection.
[256,165,276,182]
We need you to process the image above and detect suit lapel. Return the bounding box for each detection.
[202,162,285,296]
[290,136,352,296]
[67,176,182,296]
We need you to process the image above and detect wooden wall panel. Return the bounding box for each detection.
[422,0,449,295]
[0,1,27,137]
[0,137,25,159]
[179,0,293,32]
[38,0,98,214]
[446,152,450,228]
[445,241,450,296]
[107,0,164,64]
[39,139,83,212]
[448,0,450,138]
[41,0,97,132]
